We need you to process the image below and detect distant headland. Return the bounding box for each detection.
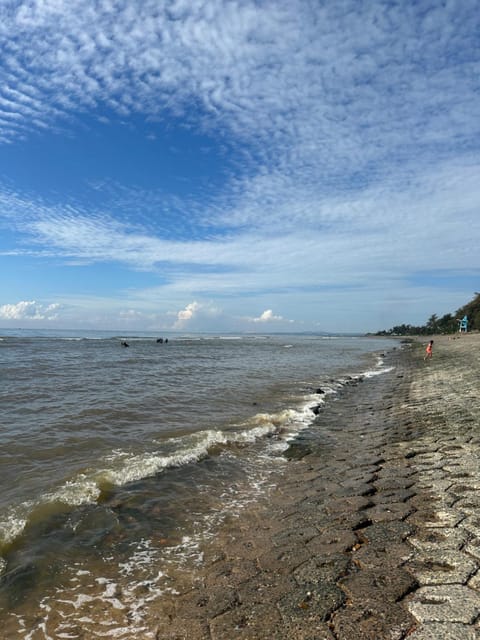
[374,292,480,336]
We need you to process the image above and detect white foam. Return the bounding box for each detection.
[0,349,396,556]
[93,356,393,496]
[95,578,125,610]
[98,432,226,486]
[0,418,282,554]
[1,429,294,639]
[232,423,278,442]
[0,510,28,546]
[45,476,101,506]
[0,479,100,549]
[98,417,302,489]
[363,365,394,378]
[56,594,95,610]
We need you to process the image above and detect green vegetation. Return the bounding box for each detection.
[376,292,480,336]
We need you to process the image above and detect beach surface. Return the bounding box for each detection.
[152,333,480,639]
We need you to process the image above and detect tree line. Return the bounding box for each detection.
[375,292,480,336]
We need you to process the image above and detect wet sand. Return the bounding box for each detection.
[152,334,480,639]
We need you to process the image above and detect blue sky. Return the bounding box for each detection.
[0,0,479,333]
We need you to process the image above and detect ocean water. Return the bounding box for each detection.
[0,330,395,638]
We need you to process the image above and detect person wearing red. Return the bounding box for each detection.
[424,339,434,361]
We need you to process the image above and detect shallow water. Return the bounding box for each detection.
[0,330,395,637]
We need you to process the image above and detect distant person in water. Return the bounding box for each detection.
[121,341,129,348]
[424,340,433,361]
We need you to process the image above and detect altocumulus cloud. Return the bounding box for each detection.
[0,1,479,331]
[1,0,479,174]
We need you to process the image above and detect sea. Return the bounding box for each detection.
[0,329,396,638]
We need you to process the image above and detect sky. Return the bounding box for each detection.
[0,0,479,334]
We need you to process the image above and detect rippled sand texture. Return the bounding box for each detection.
[151,334,480,639]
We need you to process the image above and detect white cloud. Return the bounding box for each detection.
[171,301,226,330]
[176,301,201,324]
[2,156,479,286]
[0,154,479,337]
[0,1,479,332]
[251,309,284,323]
[1,0,478,180]
[0,300,60,321]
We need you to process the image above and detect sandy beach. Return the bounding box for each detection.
[151,333,480,639]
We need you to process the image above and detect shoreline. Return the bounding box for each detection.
[0,337,391,563]
[151,333,480,639]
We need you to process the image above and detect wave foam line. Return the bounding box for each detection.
[0,350,394,554]
[0,416,299,551]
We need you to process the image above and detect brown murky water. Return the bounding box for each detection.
[0,330,394,637]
